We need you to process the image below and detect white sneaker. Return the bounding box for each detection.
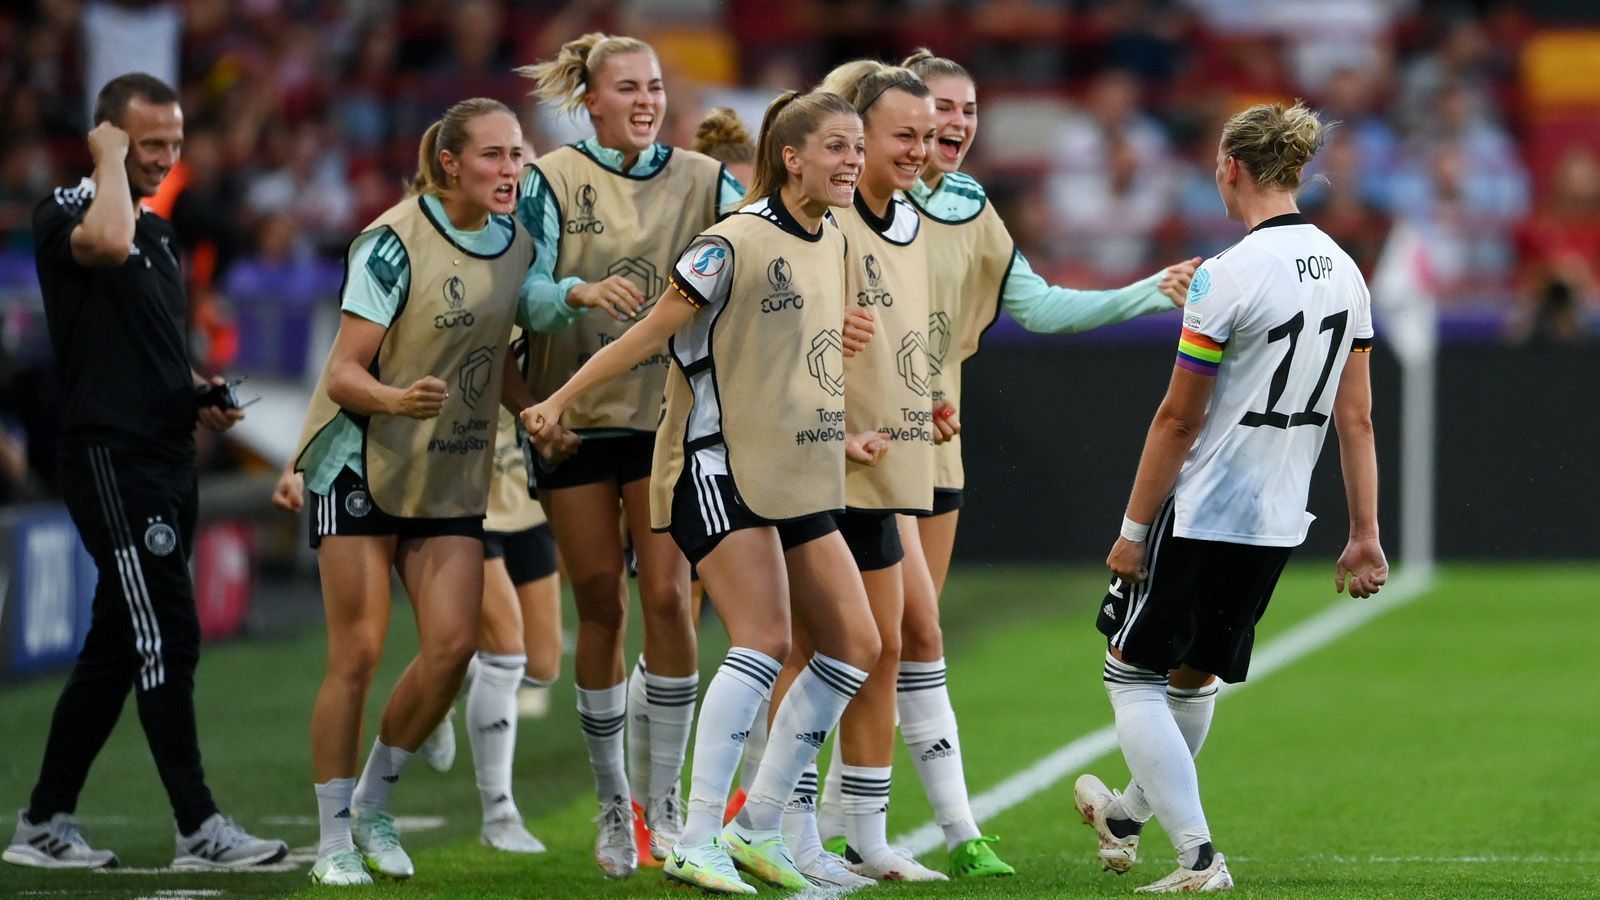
[418,706,457,773]
[1074,773,1140,873]
[846,844,950,882]
[1136,852,1233,893]
[794,842,875,889]
[593,796,637,878]
[664,834,756,895]
[172,813,288,869]
[351,809,413,879]
[481,813,546,853]
[645,786,684,862]
[2,810,118,869]
[310,848,373,886]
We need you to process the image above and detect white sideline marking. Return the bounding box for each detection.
[891,574,1434,858]
[260,814,445,831]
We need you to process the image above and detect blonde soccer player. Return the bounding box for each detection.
[515,33,744,875]
[762,59,960,887]
[524,90,884,896]
[287,99,554,886]
[802,48,1197,879]
[1074,101,1386,893]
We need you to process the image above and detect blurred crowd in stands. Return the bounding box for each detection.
[1,0,1598,500]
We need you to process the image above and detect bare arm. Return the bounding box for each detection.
[499,351,534,415]
[521,288,696,438]
[1107,365,1215,582]
[325,312,446,418]
[70,123,136,268]
[1332,350,1388,597]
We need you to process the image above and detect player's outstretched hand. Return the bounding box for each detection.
[1336,537,1388,598]
[845,430,889,465]
[1159,257,1203,306]
[569,274,646,321]
[272,465,304,514]
[842,307,876,356]
[1107,536,1148,584]
[932,400,960,444]
[397,376,448,419]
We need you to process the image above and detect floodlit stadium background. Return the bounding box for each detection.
[0,2,1597,897]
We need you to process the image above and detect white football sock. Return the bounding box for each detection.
[644,664,699,803]
[816,737,845,842]
[1103,653,1210,857]
[781,763,822,854]
[898,658,981,848]
[737,696,770,793]
[626,658,650,804]
[840,764,892,860]
[467,652,525,820]
[740,653,867,832]
[682,648,780,844]
[577,682,630,805]
[1118,680,1219,822]
[315,778,356,856]
[351,740,412,813]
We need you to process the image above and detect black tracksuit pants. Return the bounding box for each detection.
[27,443,218,834]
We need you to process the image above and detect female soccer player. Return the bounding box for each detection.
[288,98,544,886]
[516,33,743,875]
[1074,101,1386,893]
[799,48,1196,878]
[524,90,882,896]
[771,59,955,886]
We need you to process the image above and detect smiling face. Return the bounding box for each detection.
[584,51,665,156]
[784,112,865,212]
[441,110,524,216]
[925,74,976,176]
[860,88,936,202]
[121,96,183,199]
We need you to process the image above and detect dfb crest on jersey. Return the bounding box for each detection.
[807,329,845,396]
[458,345,495,407]
[143,517,177,556]
[345,490,372,518]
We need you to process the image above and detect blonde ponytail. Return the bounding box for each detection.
[694,107,754,166]
[516,32,654,114]
[409,97,516,197]
[742,91,859,207]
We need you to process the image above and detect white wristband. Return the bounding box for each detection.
[1120,516,1150,542]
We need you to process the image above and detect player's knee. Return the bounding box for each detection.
[571,577,627,632]
[328,641,383,688]
[421,629,477,675]
[637,573,689,619]
[524,656,560,686]
[900,614,943,660]
[875,622,902,668]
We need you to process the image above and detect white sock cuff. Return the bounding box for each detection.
[315,777,356,797]
[839,764,892,808]
[1103,651,1168,686]
[719,647,782,697]
[521,674,553,689]
[643,668,700,709]
[897,657,948,691]
[807,653,868,700]
[476,651,527,669]
[1166,682,1219,701]
[577,683,627,737]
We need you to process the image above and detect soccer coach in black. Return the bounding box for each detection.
[3,73,286,871]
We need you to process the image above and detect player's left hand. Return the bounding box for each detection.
[845,430,889,465]
[843,307,876,356]
[932,400,960,443]
[1107,536,1148,583]
[197,376,245,432]
[521,401,567,455]
[272,466,304,513]
[1158,257,1203,307]
[539,423,583,467]
[1335,536,1388,598]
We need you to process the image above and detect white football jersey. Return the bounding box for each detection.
[1172,214,1374,547]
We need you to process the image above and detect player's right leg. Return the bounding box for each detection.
[667,526,795,895]
[309,527,398,886]
[515,523,561,717]
[540,478,638,877]
[470,556,542,853]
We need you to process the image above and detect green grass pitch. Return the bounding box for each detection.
[3,562,1596,897]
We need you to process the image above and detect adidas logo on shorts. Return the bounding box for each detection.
[920,738,956,761]
[796,730,827,749]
